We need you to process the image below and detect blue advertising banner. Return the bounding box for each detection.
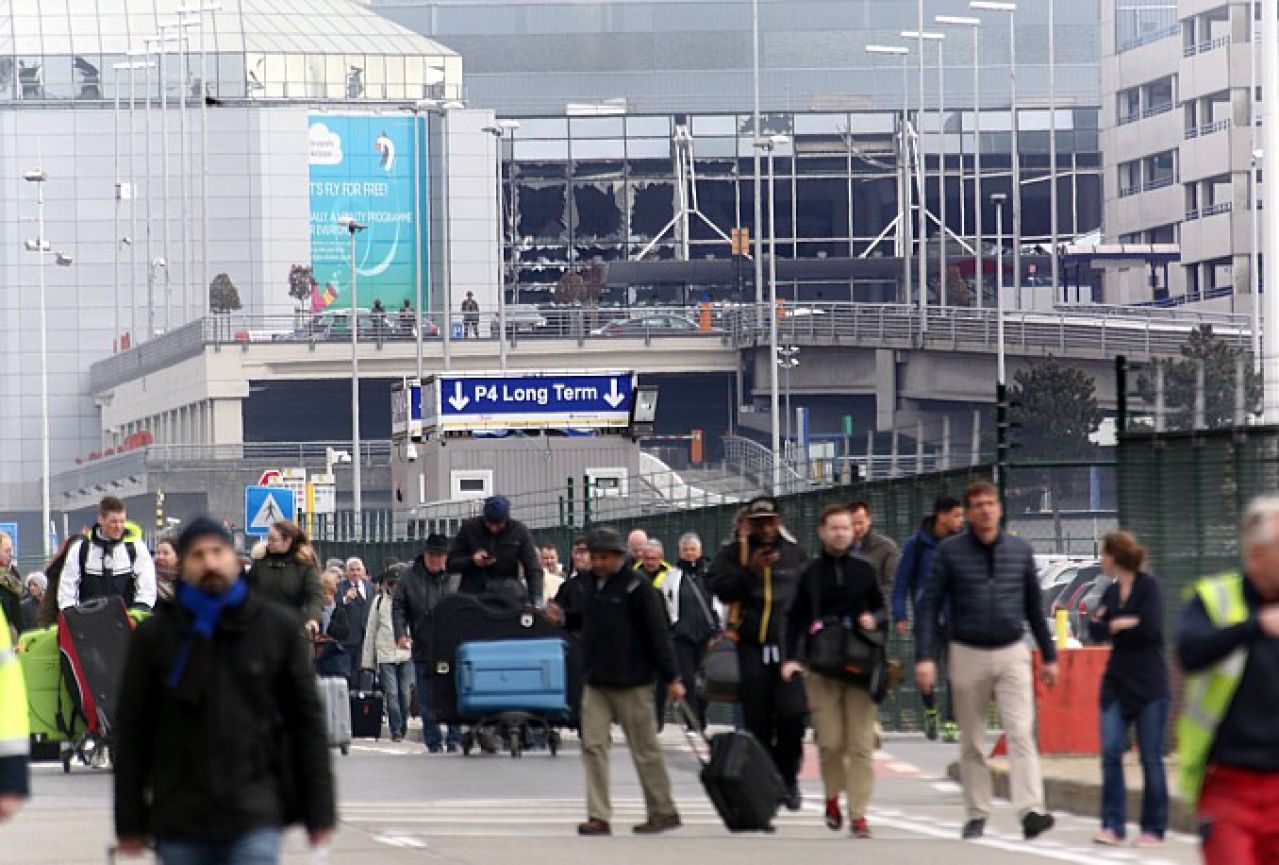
[308,114,426,311]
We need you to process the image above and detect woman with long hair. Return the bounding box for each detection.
[246,520,324,635]
[153,535,179,603]
[1087,530,1169,847]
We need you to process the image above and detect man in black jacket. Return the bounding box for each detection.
[547,527,684,837]
[915,481,1056,842]
[709,495,810,810]
[114,517,335,861]
[338,557,372,680]
[448,495,544,606]
[394,533,462,752]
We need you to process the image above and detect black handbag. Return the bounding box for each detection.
[803,563,885,682]
[699,633,741,703]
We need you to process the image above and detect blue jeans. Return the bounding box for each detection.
[414,663,460,749]
[379,661,415,738]
[1100,697,1170,838]
[156,828,281,865]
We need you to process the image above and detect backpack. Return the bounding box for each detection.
[79,535,139,578]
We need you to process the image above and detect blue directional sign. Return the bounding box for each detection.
[244,486,298,538]
[430,371,636,432]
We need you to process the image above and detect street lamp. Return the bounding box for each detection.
[337,215,367,532]
[866,45,912,316]
[903,30,946,313]
[778,345,800,453]
[752,0,764,307]
[971,2,1019,308]
[754,134,789,493]
[991,192,1008,386]
[936,15,984,309]
[24,167,74,560]
[483,121,520,372]
[1263,0,1279,419]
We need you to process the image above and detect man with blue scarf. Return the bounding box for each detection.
[114,517,336,864]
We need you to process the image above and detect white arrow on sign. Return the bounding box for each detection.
[602,378,625,409]
[448,381,471,411]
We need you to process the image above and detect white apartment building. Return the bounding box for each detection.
[1101,0,1259,310]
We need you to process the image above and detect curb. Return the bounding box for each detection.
[946,761,1198,835]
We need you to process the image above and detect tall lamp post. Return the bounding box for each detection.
[972,2,1019,308]
[483,121,521,372]
[751,0,764,307]
[754,133,789,493]
[903,30,946,312]
[936,15,983,308]
[866,45,912,314]
[338,216,367,532]
[778,345,800,451]
[24,167,74,559]
[991,192,1008,385]
[1264,0,1279,419]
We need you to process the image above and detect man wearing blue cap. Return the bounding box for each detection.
[448,495,545,606]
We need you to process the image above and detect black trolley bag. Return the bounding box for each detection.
[427,593,582,726]
[679,702,785,833]
[57,597,135,746]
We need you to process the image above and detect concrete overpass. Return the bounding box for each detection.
[86,303,1250,454]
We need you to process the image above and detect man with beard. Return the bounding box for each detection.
[114,517,335,862]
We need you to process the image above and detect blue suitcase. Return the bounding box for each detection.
[456,639,569,718]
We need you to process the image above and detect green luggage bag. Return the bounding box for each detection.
[17,624,81,743]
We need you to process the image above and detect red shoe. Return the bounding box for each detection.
[851,817,871,839]
[824,798,843,832]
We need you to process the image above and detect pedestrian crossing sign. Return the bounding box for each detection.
[244,485,297,537]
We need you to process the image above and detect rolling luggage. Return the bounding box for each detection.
[456,639,569,718]
[57,598,135,741]
[317,676,353,755]
[681,702,784,833]
[17,624,79,743]
[350,689,385,740]
[427,594,582,725]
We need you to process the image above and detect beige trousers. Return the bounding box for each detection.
[949,640,1045,819]
[805,672,878,818]
[580,684,678,824]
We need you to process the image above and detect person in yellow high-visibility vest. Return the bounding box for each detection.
[0,605,30,821]
[1178,496,1279,865]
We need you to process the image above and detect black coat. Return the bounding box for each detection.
[709,535,808,647]
[565,566,679,689]
[114,589,336,842]
[247,553,324,625]
[1086,572,1169,718]
[916,530,1056,663]
[447,517,544,604]
[337,579,372,652]
[784,551,885,662]
[393,558,461,661]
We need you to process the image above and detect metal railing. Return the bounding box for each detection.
[1201,201,1234,218]
[1142,102,1175,120]
[1199,118,1231,137]
[723,434,807,494]
[1144,174,1177,192]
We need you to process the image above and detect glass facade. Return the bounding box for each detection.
[501,108,1103,295]
[0,0,461,103]
[372,0,1100,115]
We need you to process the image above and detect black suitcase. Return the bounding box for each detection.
[681,703,784,833]
[350,690,384,740]
[427,593,582,726]
[57,598,135,740]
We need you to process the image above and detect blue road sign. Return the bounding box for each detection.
[244,486,297,537]
[431,372,635,432]
[0,522,17,557]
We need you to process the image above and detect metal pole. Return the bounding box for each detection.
[1048,0,1059,299]
[495,130,508,371]
[1009,12,1021,310]
[917,0,928,332]
[752,0,764,305]
[159,31,172,332]
[199,9,212,318]
[768,142,781,493]
[412,109,425,381]
[440,110,454,371]
[176,25,190,323]
[144,42,155,338]
[902,55,913,314]
[349,227,363,527]
[937,39,947,308]
[128,60,139,344]
[1252,0,1263,375]
[1265,0,1279,421]
[994,194,1006,384]
[36,178,50,558]
[974,25,984,310]
[113,67,122,353]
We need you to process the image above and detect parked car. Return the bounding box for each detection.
[1074,572,1116,645]
[592,314,705,336]
[1046,564,1103,640]
[490,304,549,336]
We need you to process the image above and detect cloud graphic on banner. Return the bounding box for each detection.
[309,123,344,166]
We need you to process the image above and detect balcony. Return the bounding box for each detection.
[1119,25,1180,54]
[1184,34,1232,58]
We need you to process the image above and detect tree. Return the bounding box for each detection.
[1009,356,1103,461]
[209,273,241,314]
[554,270,587,305]
[288,264,316,307]
[1135,324,1260,430]
[1008,356,1103,511]
[582,263,605,306]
